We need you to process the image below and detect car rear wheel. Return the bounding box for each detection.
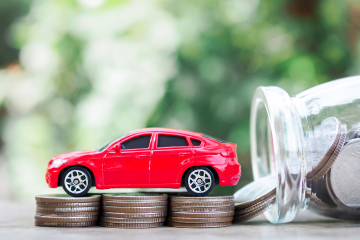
[184,167,215,196]
[61,166,92,197]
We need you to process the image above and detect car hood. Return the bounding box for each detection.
[52,150,97,161]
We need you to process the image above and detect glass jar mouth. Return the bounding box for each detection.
[250,86,306,223]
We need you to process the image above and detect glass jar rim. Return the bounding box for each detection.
[250,86,306,223]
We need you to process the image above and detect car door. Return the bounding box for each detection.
[150,133,193,184]
[103,134,153,186]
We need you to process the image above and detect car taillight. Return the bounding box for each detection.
[226,143,237,159]
[227,150,236,158]
[220,151,228,157]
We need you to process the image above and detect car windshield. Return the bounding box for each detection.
[202,134,228,143]
[97,134,129,152]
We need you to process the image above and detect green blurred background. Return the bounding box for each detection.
[0,0,359,201]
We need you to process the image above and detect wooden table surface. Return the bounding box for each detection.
[1,200,360,240]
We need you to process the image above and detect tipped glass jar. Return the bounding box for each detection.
[250,76,360,223]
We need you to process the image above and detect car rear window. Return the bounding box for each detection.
[158,135,189,147]
[201,134,228,143]
[190,139,202,146]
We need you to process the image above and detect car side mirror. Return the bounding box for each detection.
[112,143,120,153]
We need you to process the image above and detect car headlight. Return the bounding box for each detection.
[51,159,64,168]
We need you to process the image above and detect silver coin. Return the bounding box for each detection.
[36,206,100,212]
[170,206,235,212]
[325,169,342,206]
[306,117,341,177]
[102,205,167,213]
[36,201,100,208]
[235,195,275,215]
[35,215,99,223]
[233,175,276,208]
[103,212,167,218]
[330,138,360,207]
[311,126,346,182]
[347,126,360,141]
[101,216,166,223]
[35,221,98,227]
[100,221,164,229]
[103,200,167,207]
[35,194,101,203]
[102,193,167,201]
[170,196,234,202]
[233,198,275,223]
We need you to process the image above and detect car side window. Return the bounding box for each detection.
[158,135,189,148]
[121,135,151,150]
[190,139,202,146]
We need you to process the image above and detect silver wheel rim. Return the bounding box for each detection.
[188,169,212,193]
[64,170,88,194]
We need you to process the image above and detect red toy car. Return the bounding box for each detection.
[46,128,241,197]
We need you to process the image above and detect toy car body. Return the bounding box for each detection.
[46,128,241,197]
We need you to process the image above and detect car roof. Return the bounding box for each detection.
[129,128,203,138]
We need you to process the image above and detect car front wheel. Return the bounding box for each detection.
[61,166,92,197]
[184,167,215,196]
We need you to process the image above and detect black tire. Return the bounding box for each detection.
[184,167,215,197]
[61,166,92,197]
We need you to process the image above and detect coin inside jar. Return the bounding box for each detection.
[347,125,360,141]
[311,126,346,182]
[306,117,341,180]
[327,138,360,207]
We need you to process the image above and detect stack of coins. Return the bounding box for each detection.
[167,195,235,228]
[35,194,101,227]
[100,193,168,229]
[233,175,276,223]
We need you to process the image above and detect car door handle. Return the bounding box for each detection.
[136,154,149,159]
[179,152,191,157]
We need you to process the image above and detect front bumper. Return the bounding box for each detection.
[46,169,60,188]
